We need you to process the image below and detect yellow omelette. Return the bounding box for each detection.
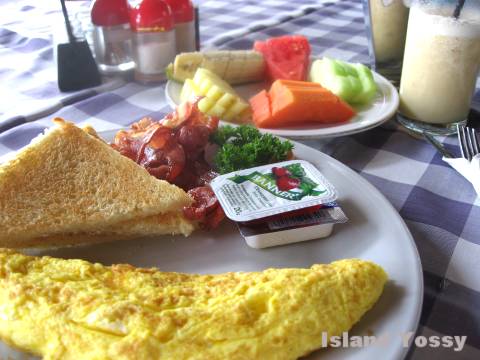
[0,249,387,359]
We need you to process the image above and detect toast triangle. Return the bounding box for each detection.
[0,119,193,247]
[21,212,197,248]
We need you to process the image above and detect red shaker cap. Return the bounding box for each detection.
[91,0,130,26]
[164,0,194,23]
[130,0,174,32]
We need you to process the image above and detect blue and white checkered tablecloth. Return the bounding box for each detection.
[0,0,328,130]
[1,1,479,359]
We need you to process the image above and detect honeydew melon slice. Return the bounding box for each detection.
[310,57,377,105]
[352,63,377,104]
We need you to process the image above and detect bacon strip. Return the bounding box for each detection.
[111,101,225,229]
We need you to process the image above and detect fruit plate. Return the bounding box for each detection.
[165,71,399,140]
[0,131,422,360]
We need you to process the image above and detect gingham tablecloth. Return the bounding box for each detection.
[1,1,479,359]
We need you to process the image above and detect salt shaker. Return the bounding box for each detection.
[165,0,196,53]
[130,0,177,83]
[91,0,134,74]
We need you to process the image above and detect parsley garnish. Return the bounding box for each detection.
[211,125,294,174]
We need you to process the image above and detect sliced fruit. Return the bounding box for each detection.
[198,97,215,113]
[180,79,201,102]
[310,58,361,103]
[309,57,377,105]
[169,50,265,84]
[198,78,212,95]
[165,63,175,81]
[352,63,377,104]
[249,79,356,128]
[249,90,271,126]
[254,35,311,82]
[180,68,251,123]
[208,103,227,118]
[205,85,224,102]
[194,68,236,94]
[223,101,250,122]
[216,93,237,108]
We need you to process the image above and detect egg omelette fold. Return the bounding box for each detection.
[0,250,387,360]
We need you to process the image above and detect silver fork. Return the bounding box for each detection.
[457,124,480,161]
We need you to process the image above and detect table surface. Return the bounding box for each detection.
[0,1,479,359]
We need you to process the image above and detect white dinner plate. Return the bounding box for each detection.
[0,130,422,360]
[165,71,399,140]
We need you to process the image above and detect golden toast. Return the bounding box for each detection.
[0,119,194,248]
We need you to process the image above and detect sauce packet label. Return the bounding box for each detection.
[210,160,337,222]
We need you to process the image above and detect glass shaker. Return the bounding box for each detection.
[165,0,196,53]
[91,0,135,74]
[129,0,177,83]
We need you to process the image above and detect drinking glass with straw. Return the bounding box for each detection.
[397,0,480,135]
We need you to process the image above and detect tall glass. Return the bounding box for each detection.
[362,0,410,84]
[397,2,480,135]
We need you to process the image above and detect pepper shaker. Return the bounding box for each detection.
[130,0,176,83]
[91,0,134,74]
[165,0,196,53]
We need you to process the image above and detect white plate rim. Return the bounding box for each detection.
[0,130,423,360]
[293,140,423,360]
[165,71,399,140]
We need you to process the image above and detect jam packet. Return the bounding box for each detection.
[210,160,337,222]
[210,160,348,248]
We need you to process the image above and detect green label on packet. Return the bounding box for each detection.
[210,160,337,222]
[228,163,325,201]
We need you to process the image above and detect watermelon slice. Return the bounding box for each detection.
[254,35,311,82]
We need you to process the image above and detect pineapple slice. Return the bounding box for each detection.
[181,67,251,123]
[193,68,236,94]
[198,97,215,113]
[180,79,201,102]
[205,84,224,102]
[208,103,227,118]
[223,101,250,122]
[216,93,237,108]
[198,79,212,95]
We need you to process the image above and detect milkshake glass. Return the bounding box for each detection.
[362,0,410,84]
[397,1,480,135]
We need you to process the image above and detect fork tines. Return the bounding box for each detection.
[457,124,480,161]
